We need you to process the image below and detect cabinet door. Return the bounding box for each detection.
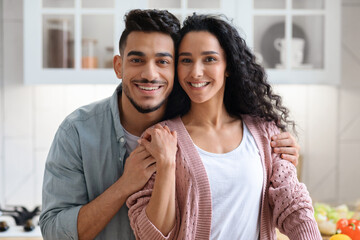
[24,0,136,84]
[251,0,340,84]
[146,0,237,24]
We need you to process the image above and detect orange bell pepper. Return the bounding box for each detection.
[336,218,360,240]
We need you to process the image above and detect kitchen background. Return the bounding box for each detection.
[0,0,359,214]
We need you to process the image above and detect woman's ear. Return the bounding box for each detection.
[225,71,229,78]
[113,55,123,79]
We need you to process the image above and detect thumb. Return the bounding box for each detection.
[139,138,151,150]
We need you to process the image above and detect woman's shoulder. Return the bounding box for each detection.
[241,114,281,137]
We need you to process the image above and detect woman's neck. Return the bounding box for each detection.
[182,98,234,129]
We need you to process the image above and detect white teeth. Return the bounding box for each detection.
[190,82,208,88]
[138,86,160,91]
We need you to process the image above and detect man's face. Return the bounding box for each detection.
[114,31,175,113]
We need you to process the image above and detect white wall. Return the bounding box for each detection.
[0,0,359,209]
[0,0,4,207]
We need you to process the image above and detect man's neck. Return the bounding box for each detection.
[118,94,165,137]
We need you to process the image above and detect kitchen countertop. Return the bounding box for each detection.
[0,226,42,239]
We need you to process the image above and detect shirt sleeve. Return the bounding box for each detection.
[39,122,88,240]
[126,161,180,240]
[266,123,322,240]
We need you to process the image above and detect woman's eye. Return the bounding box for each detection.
[205,57,216,62]
[180,58,192,63]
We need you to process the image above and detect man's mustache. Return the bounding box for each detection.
[132,79,167,85]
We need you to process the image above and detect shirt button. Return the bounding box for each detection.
[120,137,125,143]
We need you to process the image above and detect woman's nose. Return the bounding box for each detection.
[190,61,203,79]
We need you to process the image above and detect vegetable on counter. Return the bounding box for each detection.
[336,218,360,240]
[329,234,352,240]
[314,203,355,235]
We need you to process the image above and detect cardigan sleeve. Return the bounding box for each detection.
[126,166,180,240]
[265,122,322,240]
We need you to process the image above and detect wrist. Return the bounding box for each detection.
[157,157,176,172]
[115,177,132,199]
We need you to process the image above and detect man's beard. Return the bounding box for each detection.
[123,83,167,114]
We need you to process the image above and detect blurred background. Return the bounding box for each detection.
[0,0,359,237]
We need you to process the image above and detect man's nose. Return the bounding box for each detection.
[141,61,160,81]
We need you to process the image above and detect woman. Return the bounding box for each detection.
[127,14,321,240]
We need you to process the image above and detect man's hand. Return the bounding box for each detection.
[120,145,157,197]
[271,132,300,166]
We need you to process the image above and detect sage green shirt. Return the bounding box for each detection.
[40,85,135,240]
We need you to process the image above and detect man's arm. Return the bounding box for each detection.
[40,125,155,240]
[271,132,300,166]
[77,145,156,240]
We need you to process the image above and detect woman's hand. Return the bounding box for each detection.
[271,132,300,166]
[138,124,178,236]
[139,124,178,169]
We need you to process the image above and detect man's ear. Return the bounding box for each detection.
[113,55,123,79]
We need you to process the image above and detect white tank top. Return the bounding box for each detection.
[196,122,263,240]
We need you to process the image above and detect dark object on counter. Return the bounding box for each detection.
[0,205,41,226]
[0,221,9,232]
[24,220,35,232]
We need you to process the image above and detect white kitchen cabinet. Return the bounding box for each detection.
[24,0,340,84]
[244,0,341,84]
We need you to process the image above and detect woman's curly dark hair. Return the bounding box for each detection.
[168,13,295,132]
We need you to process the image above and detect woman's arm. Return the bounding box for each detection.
[127,124,179,239]
[267,124,321,240]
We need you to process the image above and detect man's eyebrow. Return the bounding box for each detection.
[127,51,145,57]
[156,52,173,58]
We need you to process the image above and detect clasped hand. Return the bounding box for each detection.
[138,124,178,170]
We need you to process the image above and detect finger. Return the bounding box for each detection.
[142,128,155,141]
[280,154,298,166]
[273,147,297,156]
[139,138,151,150]
[163,125,172,133]
[146,163,157,178]
[153,124,164,130]
[171,130,177,139]
[135,148,152,160]
[271,132,291,141]
[143,156,156,168]
[132,145,146,153]
[271,138,294,148]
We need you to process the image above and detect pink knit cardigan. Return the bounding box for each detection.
[126,115,322,240]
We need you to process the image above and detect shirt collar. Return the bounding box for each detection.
[110,84,125,143]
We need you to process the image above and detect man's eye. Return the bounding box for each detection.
[130,58,142,63]
[158,59,169,64]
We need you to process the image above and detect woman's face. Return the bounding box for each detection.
[177,31,228,104]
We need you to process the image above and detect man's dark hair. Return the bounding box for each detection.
[119,9,180,56]
[118,9,185,120]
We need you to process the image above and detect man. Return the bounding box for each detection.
[39,9,300,240]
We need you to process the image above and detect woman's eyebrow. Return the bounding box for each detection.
[178,51,219,57]
[201,51,219,55]
[179,52,192,57]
